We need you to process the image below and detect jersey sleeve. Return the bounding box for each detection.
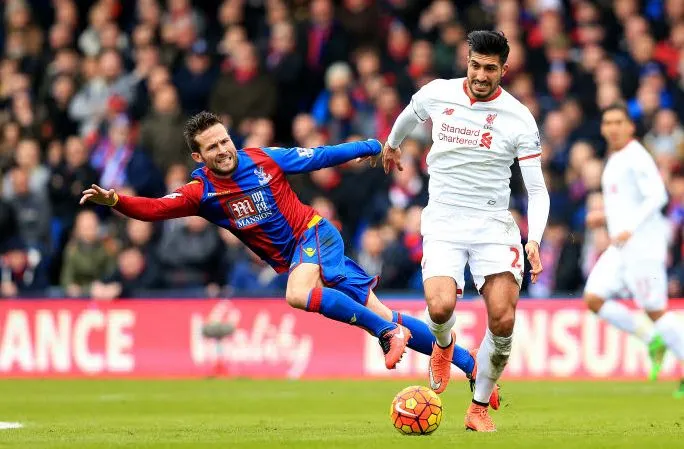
[261,140,381,174]
[624,150,668,232]
[113,180,203,221]
[409,81,437,123]
[516,109,543,166]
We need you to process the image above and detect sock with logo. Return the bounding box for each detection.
[307,287,395,337]
[425,308,457,348]
[473,327,511,404]
[393,311,475,375]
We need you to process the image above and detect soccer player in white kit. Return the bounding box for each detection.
[381,31,550,431]
[584,104,684,399]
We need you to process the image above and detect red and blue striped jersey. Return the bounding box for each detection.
[113,140,381,273]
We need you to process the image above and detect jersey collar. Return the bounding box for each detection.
[462,79,503,105]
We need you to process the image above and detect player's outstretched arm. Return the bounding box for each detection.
[79,183,201,221]
[262,139,382,174]
[382,104,424,173]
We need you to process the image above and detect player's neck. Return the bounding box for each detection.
[463,79,502,104]
[609,138,634,154]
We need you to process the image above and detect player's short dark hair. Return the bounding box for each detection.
[467,30,510,64]
[183,111,222,153]
[601,102,632,121]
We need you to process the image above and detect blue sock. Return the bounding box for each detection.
[307,287,395,337]
[393,311,475,375]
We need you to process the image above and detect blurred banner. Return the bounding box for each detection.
[0,299,682,379]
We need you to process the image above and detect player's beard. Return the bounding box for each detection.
[211,154,238,177]
[468,77,501,99]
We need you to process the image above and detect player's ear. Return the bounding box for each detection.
[190,152,203,164]
[501,63,509,78]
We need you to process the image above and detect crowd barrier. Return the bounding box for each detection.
[0,299,682,379]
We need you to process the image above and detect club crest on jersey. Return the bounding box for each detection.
[483,113,497,130]
[254,166,273,186]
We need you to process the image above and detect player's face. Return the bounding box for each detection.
[601,109,635,151]
[466,52,508,100]
[192,123,238,176]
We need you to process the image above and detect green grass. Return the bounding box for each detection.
[0,379,682,448]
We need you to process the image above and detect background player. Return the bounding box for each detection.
[80,111,498,401]
[584,104,684,399]
[381,30,550,431]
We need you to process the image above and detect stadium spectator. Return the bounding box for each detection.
[2,138,49,201]
[0,237,48,297]
[7,168,51,251]
[91,246,162,300]
[60,210,117,297]
[139,84,189,173]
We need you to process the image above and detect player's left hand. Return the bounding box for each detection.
[612,230,632,246]
[525,241,543,284]
[381,142,404,174]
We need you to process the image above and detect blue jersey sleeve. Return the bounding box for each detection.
[262,139,381,174]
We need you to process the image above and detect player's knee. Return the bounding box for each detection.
[489,309,515,337]
[285,286,310,309]
[584,293,604,314]
[426,297,455,324]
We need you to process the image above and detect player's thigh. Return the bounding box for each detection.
[286,263,323,309]
[625,260,668,312]
[584,246,624,301]
[468,241,524,294]
[422,237,467,305]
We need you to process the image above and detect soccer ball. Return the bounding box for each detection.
[390,385,442,435]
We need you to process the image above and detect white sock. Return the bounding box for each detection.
[654,312,684,360]
[473,327,512,404]
[424,307,455,347]
[597,301,654,343]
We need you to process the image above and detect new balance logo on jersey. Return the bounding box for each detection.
[479,132,493,149]
[442,108,454,115]
[162,193,183,199]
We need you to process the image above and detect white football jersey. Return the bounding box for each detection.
[412,78,541,211]
[601,139,669,245]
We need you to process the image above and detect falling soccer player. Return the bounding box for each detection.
[80,111,499,405]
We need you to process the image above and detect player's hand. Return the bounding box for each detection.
[525,241,543,284]
[381,142,404,174]
[355,153,380,168]
[612,230,632,247]
[586,210,606,229]
[80,184,118,206]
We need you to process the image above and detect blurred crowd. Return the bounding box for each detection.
[2,0,684,299]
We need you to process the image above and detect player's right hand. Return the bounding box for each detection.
[525,241,543,284]
[80,184,118,206]
[382,142,404,174]
[586,210,606,229]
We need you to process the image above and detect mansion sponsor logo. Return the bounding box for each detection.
[229,190,273,228]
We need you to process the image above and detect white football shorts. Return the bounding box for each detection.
[584,245,668,311]
[421,203,524,296]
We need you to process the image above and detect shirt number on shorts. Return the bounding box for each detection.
[510,247,521,269]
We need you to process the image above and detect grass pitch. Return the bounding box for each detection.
[0,379,681,448]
